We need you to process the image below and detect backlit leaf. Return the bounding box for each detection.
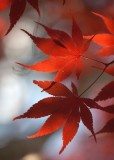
[80,102,96,141]
[94,81,114,101]
[59,108,80,154]
[97,46,114,56]
[54,60,76,82]
[28,105,71,138]
[20,16,93,81]
[95,119,114,135]
[84,34,114,46]
[33,80,73,97]
[13,81,114,153]
[92,12,114,34]
[21,29,69,56]
[13,97,65,120]
[17,57,69,72]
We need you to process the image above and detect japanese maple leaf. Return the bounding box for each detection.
[92,12,114,34]
[93,82,114,136]
[84,12,114,57]
[94,81,114,107]
[84,13,114,76]
[1,0,66,35]
[13,81,114,154]
[3,0,40,35]
[17,14,94,82]
[95,118,114,135]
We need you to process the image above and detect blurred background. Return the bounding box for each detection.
[0,0,114,159]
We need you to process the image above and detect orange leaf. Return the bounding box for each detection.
[54,60,76,82]
[19,15,93,82]
[84,34,114,46]
[75,58,82,80]
[21,29,69,57]
[17,57,69,72]
[92,12,114,34]
[36,22,80,55]
[97,46,114,56]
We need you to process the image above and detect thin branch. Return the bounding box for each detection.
[80,55,105,65]
[79,66,107,97]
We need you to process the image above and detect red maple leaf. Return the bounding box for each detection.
[94,81,114,101]
[92,12,114,34]
[93,82,114,136]
[3,0,40,35]
[17,13,94,82]
[0,0,66,35]
[84,13,114,76]
[13,81,114,154]
[84,12,114,56]
[95,118,114,135]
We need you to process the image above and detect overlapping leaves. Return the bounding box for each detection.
[5,0,40,35]
[84,12,114,76]
[0,0,66,35]
[94,81,114,101]
[84,12,114,54]
[93,81,114,135]
[0,0,113,154]
[95,119,114,135]
[17,14,94,82]
[13,81,114,154]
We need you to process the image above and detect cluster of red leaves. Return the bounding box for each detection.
[0,0,113,155]
[18,13,94,81]
[93,81,114,135]
[0,0,65,35]
[14,81,114,153]
[84,12,114,76]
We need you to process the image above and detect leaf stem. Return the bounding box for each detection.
[79,66,107,97]
[80,55,105,65]
[78,59,114,97]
